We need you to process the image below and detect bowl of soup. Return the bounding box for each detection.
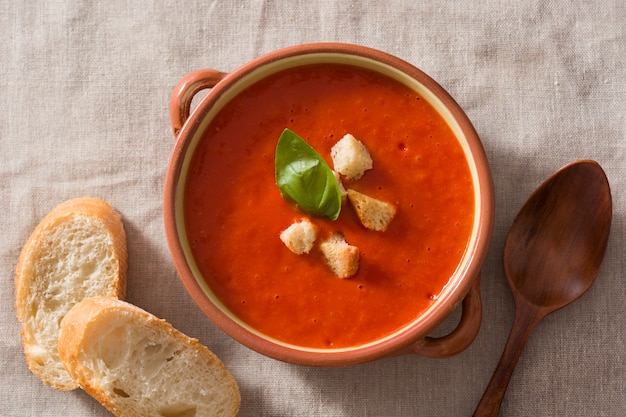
[164,43,494,366]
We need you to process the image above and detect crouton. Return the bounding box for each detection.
[280,219,317,254]
[330,134,373,180]
[319,233,359,278]
[347,189,397,232]
[332,170,348,200]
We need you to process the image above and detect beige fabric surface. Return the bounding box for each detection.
[2,1,625,416]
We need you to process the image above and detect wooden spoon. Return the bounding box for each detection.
[473,160,612,417]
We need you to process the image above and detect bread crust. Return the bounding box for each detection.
[15,197,127,390]
[59,297,241,417]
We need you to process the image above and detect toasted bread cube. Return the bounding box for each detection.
[330,134,373,180]
[347,189,397,232]
[333,170,348,200]
[319,233,360,278]
[280,219,317,254]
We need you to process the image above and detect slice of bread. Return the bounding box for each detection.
[58,297,241,417]
[15,197,127,390]
[347,189,397,232]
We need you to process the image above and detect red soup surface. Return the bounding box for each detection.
[184,63,475,349]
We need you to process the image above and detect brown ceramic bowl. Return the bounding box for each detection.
[164,43,494,366]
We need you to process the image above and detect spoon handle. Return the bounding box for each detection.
[473,302,543,417]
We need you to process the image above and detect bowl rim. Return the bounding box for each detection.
[163,42,495,366]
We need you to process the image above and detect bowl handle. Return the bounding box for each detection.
[169,69,227,138]
[408,274,482,358]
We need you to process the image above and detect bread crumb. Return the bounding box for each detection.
[347,189,396,232]
[280,219,317,255]
[319,233,359,278]
[330,134,373,180]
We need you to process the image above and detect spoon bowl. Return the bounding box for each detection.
[474,160,612,416]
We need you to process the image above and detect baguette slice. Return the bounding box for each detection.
[15,197,127,390]
[59,297,241,417]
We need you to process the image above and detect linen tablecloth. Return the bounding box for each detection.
[2,1,625,416]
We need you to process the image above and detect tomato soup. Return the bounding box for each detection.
[183,63,475,349]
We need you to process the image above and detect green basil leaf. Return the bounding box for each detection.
[275,128,341,220]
